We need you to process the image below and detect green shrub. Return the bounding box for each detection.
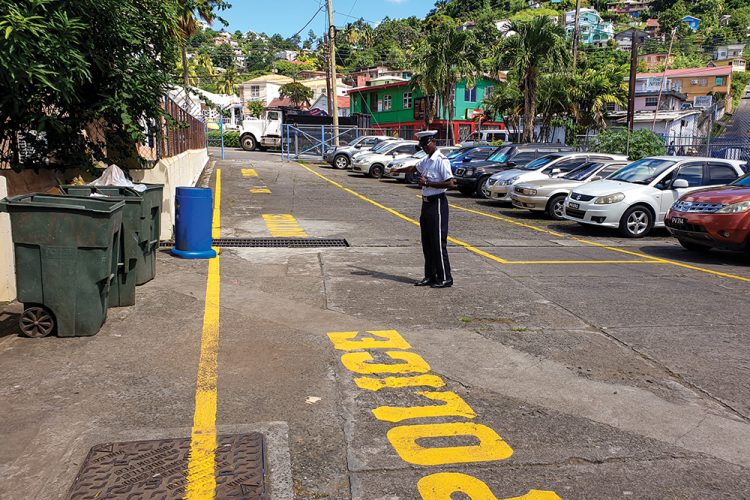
[590,129,666,161]
[207,130,240,148]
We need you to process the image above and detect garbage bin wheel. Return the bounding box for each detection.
[20,305,56,338]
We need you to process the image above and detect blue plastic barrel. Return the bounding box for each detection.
[171,187,217,259]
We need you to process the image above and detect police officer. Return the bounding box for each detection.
[391,130,455,288]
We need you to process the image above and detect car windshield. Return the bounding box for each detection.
[522,154,562,170]
[608,158,676,184]
[731,173,750,187]
[488,146,514,162]
[563,162,605,181]
[348,136,366,146]
[414,150,427,159]
[449,147,475,159]
[371,141,397,153]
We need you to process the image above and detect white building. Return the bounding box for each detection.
[239,74,294,107]
[616,110,703,145]
[310,94,351,117]
[301,78,352,102]
[274,50,299,61]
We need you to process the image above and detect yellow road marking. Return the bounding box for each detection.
[506,260,661,265]
[241,168,258,177]
[185,171,222,499]
[263,214,308,237]
[450,201,750,283]
[296,163,508,263]
[250,187,272,194]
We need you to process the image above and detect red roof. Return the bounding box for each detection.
[348,80,411,94]
[636,66,732,79]
[646,19,660,27]
[268,97,308,109]
[337,96,350,109]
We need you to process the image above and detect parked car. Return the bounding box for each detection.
[350,138,402,165]
[455,129,509,148]
[454,143,575,198]
[384,147,459,182]
[665,173,750,253]
[351,140,420,178]
[512,160,628,219]
[562,157,747,238]
[449,146,497,173]
[325,135,394,169]
[486,152,626,202]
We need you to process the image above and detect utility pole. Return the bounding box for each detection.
[651,29,677,131]
[572,0,582,70]
[627,27,639,133]
[326,0,340,145]
[323,35,333,118]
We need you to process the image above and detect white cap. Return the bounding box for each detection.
[416,130,438,140]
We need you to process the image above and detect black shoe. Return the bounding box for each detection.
[414,277,436,287]
[430,279,453,288]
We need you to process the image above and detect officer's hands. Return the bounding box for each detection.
[418,176,428,187]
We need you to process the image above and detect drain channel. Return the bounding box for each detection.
[161,238,349,248]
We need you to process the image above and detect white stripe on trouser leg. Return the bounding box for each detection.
[437,197,446,281]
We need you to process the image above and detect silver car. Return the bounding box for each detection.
[384,147,458,182]
[351,141,420,178]
[325,135,394,169]
[511,160,627,219]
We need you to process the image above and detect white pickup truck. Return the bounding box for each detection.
[239,110,283,151]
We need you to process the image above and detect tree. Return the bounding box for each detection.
[0,0,180,169]
[177,0,227,86]
[279,82,313,108]
[496,16,569,142]
[591,129,666,160]
[216,66,239,95]
[570,65,627,132]
[246,100,266,118]
[211,43,235,68]
[483,80,524,137]
[413,19,481,142]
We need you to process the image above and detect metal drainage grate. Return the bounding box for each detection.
[161,238,349,248]
[67,433,267,499]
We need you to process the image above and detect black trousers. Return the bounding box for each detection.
[420,193,452,282]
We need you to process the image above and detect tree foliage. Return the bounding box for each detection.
[591,129,667,160]
[0,0,180,169]
[279,82,314,108]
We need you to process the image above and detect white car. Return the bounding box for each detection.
[351,141,420,178]
[511,160,628,219]
[350,139,401,164]
[384,147,458,182]
[325,135,394,169]
[486,152,627,202]
[562,156,748,237]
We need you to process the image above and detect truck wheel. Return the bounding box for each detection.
[370,164,385,179]
[241,134,257,151]
[333,154,350,169]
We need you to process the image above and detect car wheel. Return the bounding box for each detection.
[476,177,492,199]
[678,238,711,252]
[458,186,475,196]
[405,171,419,184]
[240,134,257,151]
[333,154,350,169]
[619,205,654,238]
[546,194,567,220]
[370,164,385,179]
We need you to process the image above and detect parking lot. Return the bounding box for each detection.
[2,149,750,499]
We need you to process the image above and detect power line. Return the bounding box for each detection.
[290,4,326,40]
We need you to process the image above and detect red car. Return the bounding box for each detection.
[665,173,750,253]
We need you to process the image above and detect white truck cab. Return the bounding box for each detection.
[457,129,509,148]
[239,110,283,151]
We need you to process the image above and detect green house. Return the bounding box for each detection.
[348,77,504,142]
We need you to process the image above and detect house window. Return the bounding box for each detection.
[383,95,392,111]
[605,102,617,112]
[645,96,658,107]
[716,77,725,86]
[485,87,494,99]
[250,85,260,98]
[464,86,477,102]
[403,92,413,109]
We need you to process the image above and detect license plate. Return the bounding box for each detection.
[671,216,686,225]
[568,202,580,209]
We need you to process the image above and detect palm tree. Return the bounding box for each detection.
[177,0,224,87]
[496,16,569,142]
[536,73,572,142]
[570,65,627,133]
[216,65,238,95]
[413,21,481,143]
[483,79,524,139]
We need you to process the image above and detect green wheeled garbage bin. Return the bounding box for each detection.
[136,184,163,285]
[0,194,124,338]
[60,186,146,307]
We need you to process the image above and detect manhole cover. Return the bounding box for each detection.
[67,433,266,499]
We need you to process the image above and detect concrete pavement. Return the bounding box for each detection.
[1,149,750,499]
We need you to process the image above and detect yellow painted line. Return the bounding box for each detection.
[296,163,508,263]
[450,200,750,284]
[250,187,272,194]
[263,214,308,237]
[185,171,222,499]
[506,260,662,265]
[241,168,258,177]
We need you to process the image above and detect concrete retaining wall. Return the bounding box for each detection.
[130,148,209,241]
[0,176,16,302]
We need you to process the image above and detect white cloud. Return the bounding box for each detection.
[385,0,408,4]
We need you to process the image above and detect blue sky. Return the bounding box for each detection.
[219,0,436,38]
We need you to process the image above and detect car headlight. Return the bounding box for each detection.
[487,178,498,186]
[594,192,625,204]
[717,200,750,213]
[521,188,537,196]
[502,176,520,185]
[475,167,486,174]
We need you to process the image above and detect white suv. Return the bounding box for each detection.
[562,156,748,237]
[351,141,420,178]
